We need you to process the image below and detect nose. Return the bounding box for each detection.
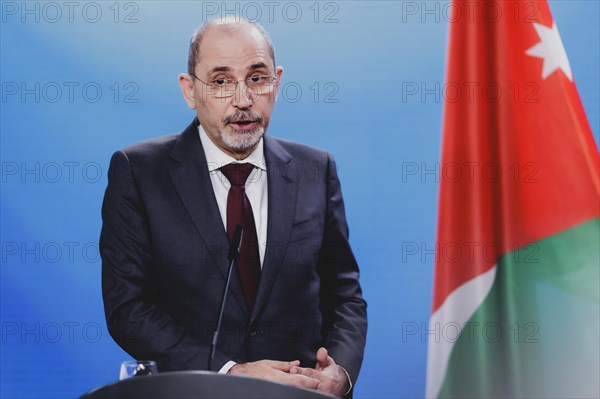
[231,81,254,109]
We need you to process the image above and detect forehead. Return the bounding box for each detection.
[197,25,272,74]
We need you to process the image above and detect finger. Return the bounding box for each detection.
[290,366,323,380]
[281,373,321,390]
[268,360,300,371]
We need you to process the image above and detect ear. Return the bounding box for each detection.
[272,66,284,102]
[178,73,196,109]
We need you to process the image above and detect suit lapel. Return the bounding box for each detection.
[168,119,249,318]
[251,136,298,322]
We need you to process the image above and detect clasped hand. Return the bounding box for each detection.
[228,347,349,397]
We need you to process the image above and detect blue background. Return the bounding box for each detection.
[1,1,598,398]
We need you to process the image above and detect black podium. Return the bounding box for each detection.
[79,371,334,399]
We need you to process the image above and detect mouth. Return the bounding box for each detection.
[228,120,259,131]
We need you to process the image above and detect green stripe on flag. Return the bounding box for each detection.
[439,218,600,398]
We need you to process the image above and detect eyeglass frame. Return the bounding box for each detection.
[189,72,278,98]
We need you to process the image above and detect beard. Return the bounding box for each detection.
[221,110,265,151]
[221,124,264,150]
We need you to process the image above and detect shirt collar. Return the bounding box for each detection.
[198,124,267,172]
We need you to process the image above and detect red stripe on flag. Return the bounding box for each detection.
[432,0,600,312]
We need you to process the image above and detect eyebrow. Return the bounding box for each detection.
[209,66,232,74]
[208,63,269,75]
[248,62,269,70]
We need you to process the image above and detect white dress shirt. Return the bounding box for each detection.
[198,125,268,266]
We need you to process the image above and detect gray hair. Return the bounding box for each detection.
[187,17,276,76]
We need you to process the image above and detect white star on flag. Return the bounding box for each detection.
[525,21,573,81]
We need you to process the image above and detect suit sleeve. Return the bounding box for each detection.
[100,150,229,371]
[319,153,368,386]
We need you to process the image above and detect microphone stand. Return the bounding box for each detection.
[208,224,243,371]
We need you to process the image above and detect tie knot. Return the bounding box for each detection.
[220,163,255,186]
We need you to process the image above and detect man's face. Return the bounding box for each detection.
[179,24,283,159]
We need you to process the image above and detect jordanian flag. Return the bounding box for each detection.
[426,1,599,397]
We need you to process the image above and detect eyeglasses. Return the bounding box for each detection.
[190,73,277,98]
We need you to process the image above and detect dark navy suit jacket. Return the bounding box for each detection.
[100,118,367,385]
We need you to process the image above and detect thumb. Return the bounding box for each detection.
[315,347,331,370]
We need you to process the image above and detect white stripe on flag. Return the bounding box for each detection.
[425,265,497,398]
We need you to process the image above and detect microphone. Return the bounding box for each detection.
[208,224,243,371]
[228,224,244,262]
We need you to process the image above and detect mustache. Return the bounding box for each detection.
[223,111,263,125]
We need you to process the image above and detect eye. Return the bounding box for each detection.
[212,78,229,86]
[248,75,265,84]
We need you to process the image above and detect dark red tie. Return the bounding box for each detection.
[220,163,261,311]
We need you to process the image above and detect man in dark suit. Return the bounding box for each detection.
[100,17,367,397]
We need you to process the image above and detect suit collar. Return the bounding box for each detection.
[169,118,201,163]
[251,135,299,321]
[263,135,292,166]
